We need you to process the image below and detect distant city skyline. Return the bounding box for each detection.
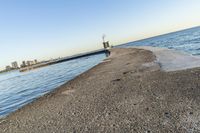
[1,0,200,70]
[3,59,38,71]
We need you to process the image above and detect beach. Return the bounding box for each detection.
[0,47,200,132]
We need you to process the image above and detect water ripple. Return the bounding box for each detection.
[0,53,106,117]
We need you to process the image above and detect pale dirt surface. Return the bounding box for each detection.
[0,48,200,133]
[131,46,200,72]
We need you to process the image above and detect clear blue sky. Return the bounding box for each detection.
[0,0,200,69]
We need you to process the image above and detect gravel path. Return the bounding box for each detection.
[0,48,200,133]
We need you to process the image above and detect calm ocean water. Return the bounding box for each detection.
[0,54,106,118]
[119,26,200,55]
[0,26,200,118]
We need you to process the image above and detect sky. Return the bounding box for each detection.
[0,0,200,70]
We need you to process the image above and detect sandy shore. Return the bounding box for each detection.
[0,48,200,132]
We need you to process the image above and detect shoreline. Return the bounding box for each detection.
[19,49,108,72]
[124,46,200,72]
[132,46,200,71]
[0,55,107,119]
[1,47,200,132]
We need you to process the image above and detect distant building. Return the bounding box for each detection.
[34,59,38,64]
[6,66,12,71]
[27,61,34,66]
[11,61,19,69]
[20,60,37,68]
[21,61,26,68]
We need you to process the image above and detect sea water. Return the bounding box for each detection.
[119,26,200,56]
[0,53,106,117]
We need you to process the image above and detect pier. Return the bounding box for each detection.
[19,49,109,72]
[2,48,200,132]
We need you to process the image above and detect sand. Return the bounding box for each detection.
[0,48,200,133]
